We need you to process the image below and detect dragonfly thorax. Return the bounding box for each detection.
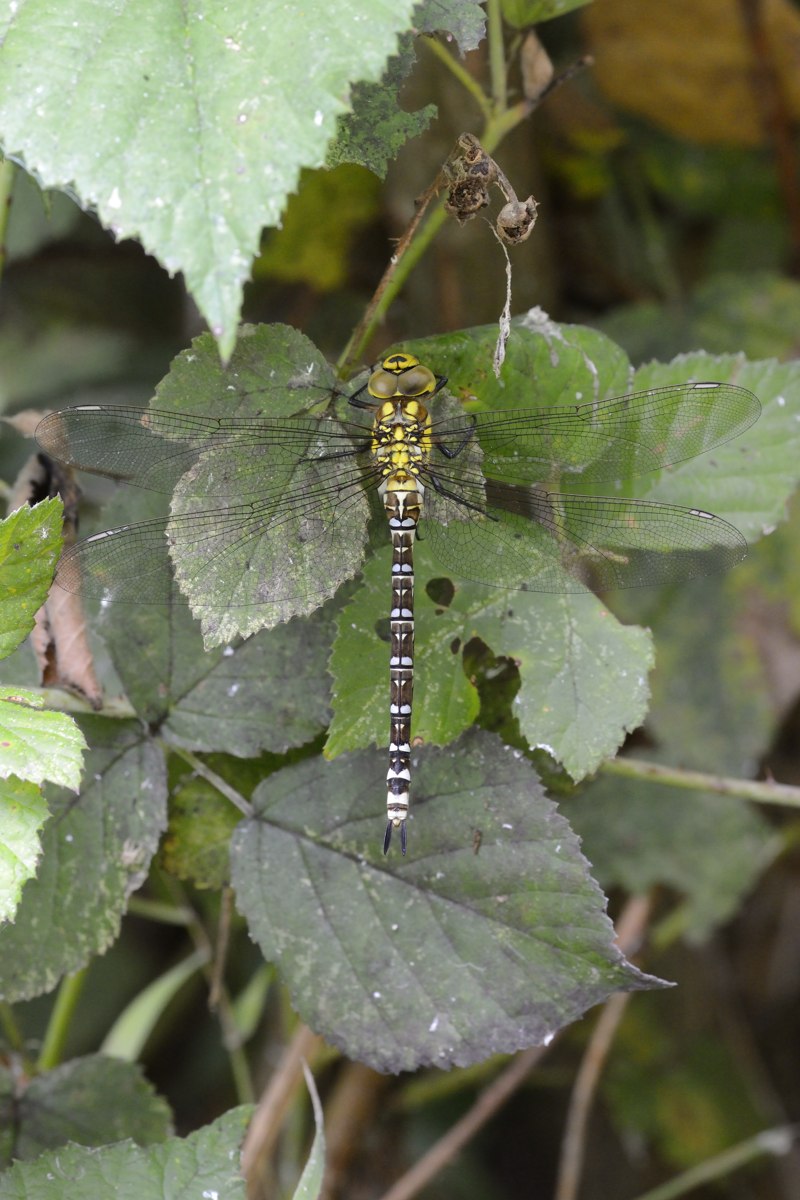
[371,397,433,487]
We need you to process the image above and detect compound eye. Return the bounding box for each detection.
[398,365,436,397]
[368,369,400,399]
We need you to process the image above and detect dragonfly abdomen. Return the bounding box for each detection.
[383,484,423,856]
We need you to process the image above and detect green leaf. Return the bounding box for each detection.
[415,0,486,52]
[501,0,594,27]
[328,539,653,779]
[0,2,418,356]
[231,729,665,1074]
[568,776,778,943]
[0,1055,172,1168]
[0,1106,250,1200]
[159,326,367,646]
[161,776,241,890]
[0,719,167,1003]
[471,587,653,780]
[326,543,479,758]
[101,586,335,754]
[0,775,48,926]
[292,1065,326,1200]
[633,353,800,536]
[102,951,209,1062]
[407,313,634,414]
[0,687,86,791]
[608,355,800,775]
[0,499,62,659]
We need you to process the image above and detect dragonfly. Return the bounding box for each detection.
[36,352,760,854]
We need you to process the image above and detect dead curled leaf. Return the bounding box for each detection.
[8,447,102,709]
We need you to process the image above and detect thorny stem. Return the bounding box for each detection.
[602,755,800,810]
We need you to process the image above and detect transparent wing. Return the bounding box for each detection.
[38,400,381,620]
[429,381,760,486]
[39,377,757,610]
[53,446,380,620]
[36,404,374,496]
[422,477,746,593]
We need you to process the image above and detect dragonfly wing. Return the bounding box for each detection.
[56,514,179,605]
[170,455,373,626]
[55,458,375,626]
[430,382,760,486]
[36,406,371,496]
[422,480,747,593]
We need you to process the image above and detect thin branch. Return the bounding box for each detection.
[554,895,654,1200]
[602,756,800,810]
[483,55,593,153]
[555,993,631,1200]
[378,1044,548,1200]
[166,744,254,817]
[336,176,447,376]
[160,876,255,1105]
[36,968,88,1071]
[422,36,490,117]
[485,0,508,112]
[338,52,591,373]
[242,1023,324,1197]
[630,1126,798,1200]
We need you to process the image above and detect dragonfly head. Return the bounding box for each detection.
[369,354,441,402]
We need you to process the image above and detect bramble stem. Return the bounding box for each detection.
[602,756,800,809]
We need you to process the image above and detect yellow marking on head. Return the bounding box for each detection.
[381,352,420,373]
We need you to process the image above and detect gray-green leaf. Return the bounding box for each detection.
[231,729,665,1073]
[0,1055,172,1168]
[0,719,166,1003]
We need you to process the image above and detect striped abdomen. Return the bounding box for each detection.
[383,481,423,855]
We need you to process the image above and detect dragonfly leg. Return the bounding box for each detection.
[427,469,498,519]
[433,414,477,459]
